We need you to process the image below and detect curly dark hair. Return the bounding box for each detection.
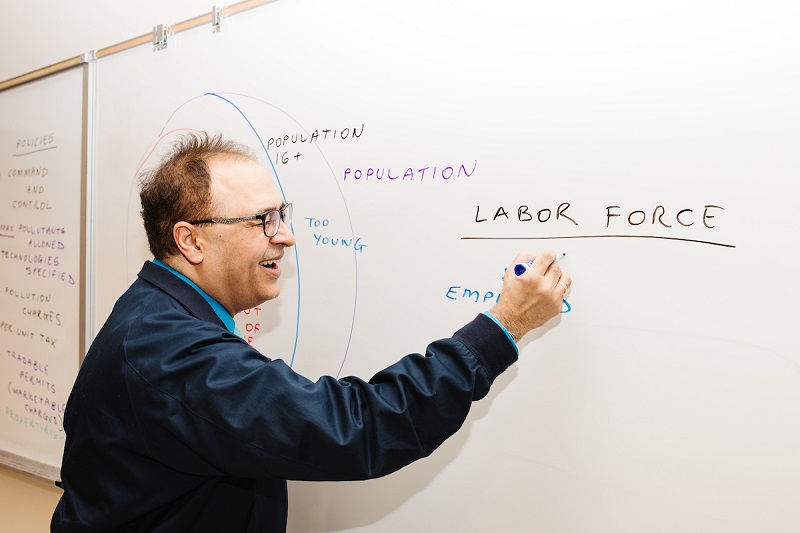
[138,132,255,260]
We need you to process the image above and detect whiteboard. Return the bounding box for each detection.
[0,67,85,480]
[93,1,800,531]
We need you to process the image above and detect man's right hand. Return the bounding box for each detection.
[489,251,572,342]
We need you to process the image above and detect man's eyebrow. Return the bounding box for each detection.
[255,204,279,214]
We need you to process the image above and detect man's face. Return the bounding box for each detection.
[197,156,295,316]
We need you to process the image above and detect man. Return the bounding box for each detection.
[52,133,571,532]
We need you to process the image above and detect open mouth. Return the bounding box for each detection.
[259,260,277,270]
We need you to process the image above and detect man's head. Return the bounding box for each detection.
[139,133,255,260]
[139,132,295,315]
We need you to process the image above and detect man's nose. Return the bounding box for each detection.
[271,220,295,247]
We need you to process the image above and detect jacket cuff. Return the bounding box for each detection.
[453,313,519,383]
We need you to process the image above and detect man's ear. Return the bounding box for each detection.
[173,222,204,265]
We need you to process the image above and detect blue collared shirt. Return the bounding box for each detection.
[152,259,238,335]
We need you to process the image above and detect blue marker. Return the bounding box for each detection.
[514,252,566,276]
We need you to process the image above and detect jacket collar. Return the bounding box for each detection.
[137,260,227,330]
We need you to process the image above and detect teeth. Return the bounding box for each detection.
[260,260,275,267]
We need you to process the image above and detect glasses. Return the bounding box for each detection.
[188,203,292,238]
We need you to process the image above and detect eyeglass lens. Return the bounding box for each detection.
[264,204,292,237]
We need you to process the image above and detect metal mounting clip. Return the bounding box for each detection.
[212,6,223,33]
[153,24,168,51]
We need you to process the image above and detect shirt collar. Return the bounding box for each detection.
[152,258,237,334]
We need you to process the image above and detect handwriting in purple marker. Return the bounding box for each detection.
[343,160,478,182]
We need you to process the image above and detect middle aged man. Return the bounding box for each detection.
[53,133,572,532]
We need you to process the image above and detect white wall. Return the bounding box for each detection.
[1,0,218,81]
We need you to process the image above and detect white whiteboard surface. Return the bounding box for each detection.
[0,67,84,480]
[92,1,800,531]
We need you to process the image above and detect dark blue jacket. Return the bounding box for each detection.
[52,261,517,532]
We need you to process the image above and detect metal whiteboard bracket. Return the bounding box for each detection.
[212,6,223,33]
[153,24,168,51]
[81,50,97,64]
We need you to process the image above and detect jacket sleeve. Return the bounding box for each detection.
[124,311,518,482]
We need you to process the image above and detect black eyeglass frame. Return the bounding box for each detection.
[188,203,292,238]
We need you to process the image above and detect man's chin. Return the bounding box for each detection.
[259,288,280,304]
